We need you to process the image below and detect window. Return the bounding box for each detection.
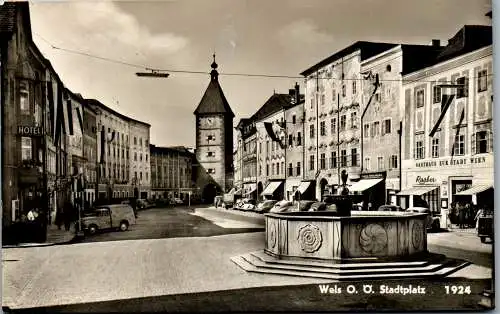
[207,135,214,141]
[331,118,336,134]
[415,141,424,159]
[320,153,326,169]
[288,135,293,146]
[288,163,293,176]
[364,157,370,170]
[127,151,129,159]
[140,153,143,161]
[21,137,32,160]
[266,164,269,176]
[320,94,325,106]
[341,150,347,167]
[352,80,357,95]
[281,162,285,174]
[310,98,314,109]
[390,155,398,169]
[351,148,358,166]
[332,89,336,101]
[330,152,337,169]
[364,124,369,137]
[146,154,148,162]
[276,163,280,175]
[134,137,137,145]
[145,140,149,147]
[259,165,262,176]
[296,162,301,176]
[454,135,465,156]
[134,152,137,161]
[377,157,384,171]
[297,132,302,146]
[208,168,215,174]
[207,151,214,157]
[309,125,315,138]
[383,119,391,134]
[309,155,315,171]
[259,142,262,152]
[432,138,439,158]
[266,141,269,153]
[272,163,275,175]
[456,77,468,98]
[478,70,488,92]
[20,82,29,113]
[475,131,489,154]
[340,115,346,131]
[350,112,357,129]
[134,171,137,179]
[433,85,441,104]
[373,121,380,137]
[342,84,346,97]
[320,121,326,136]
[122,149,124,159]
[416,89,425,108]
[113,148,115,158]
[139,138,142,146]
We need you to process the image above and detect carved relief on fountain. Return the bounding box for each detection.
[297,224,323,253]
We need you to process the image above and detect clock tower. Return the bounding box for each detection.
[194,55,234,201]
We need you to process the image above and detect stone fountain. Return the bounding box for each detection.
[231,171,469,280]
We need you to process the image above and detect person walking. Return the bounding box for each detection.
[458,202,466,229]
[63,201,73,231]
[475,207,485,231]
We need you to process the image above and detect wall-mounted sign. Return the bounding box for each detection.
[415,175,436,184]
[415,156,487,168]
[18,126,44,137]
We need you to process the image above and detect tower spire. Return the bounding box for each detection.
[211,53,219,81]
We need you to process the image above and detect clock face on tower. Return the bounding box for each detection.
[206,118,214,126]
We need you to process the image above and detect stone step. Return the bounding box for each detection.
[231,254,470,281]
[252,250,437,269]
[244,253,449,275]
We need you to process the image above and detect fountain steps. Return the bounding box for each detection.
[231,251,470,281]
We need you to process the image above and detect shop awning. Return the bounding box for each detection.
[234,189,243,195]
[349,178,383,193]
[261,181,283,196]
[244,185,257,196]
[397,186,437,196]
[297,181,312,194]
[455,184,493,196]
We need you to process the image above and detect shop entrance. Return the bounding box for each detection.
[451,180,473,205]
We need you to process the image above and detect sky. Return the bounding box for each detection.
[29,0,492,148]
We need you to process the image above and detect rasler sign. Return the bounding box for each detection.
[415,176,436,184]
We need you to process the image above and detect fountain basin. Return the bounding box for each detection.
[264,211,428,262]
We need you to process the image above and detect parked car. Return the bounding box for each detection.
[378,205,404,212]
[255,200,278,213]
[82,204,136,235]
[406,207,440,231]
[298,200,315,212]
[270,200,293,213]
[235,198,254,210]
[169,198,184,205]
[477,210,494,243]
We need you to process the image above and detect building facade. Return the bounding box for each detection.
[193,57,234,203]
[129,120,151,199]
[401,26,493,214]
[236,119,258,199]
[150,145,194,200]
[82,101,97,206]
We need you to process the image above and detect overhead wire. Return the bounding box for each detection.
[33,33,493,84]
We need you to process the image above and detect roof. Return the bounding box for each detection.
[149,144,194,157]
[300,41,399,76]
[194,68,234,117]
[400,44,445,75]
[0,2,18,34]
[251,93,295,122]
[86,98,151,127]
[436,25,492,62]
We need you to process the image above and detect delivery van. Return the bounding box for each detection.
[82,204,136,235]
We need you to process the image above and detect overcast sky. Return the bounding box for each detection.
[30,0,491,148]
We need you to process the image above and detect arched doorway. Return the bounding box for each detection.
[319,178,328,199]
[202,183,219,204]
[257,182,263,201]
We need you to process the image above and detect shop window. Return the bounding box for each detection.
[21,137,32,161]
[455,78,470,100]
[453,135,465,156]
[433,85,441,104]
[432,138,439,158]
[320,153,326,169]
[320,121,326,136]
[415,141,424,159]
[416,89,425,108]
[296,162,301,176]
[309,155,315,171]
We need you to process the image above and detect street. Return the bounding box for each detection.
[72,205,264,243]
[2,206,493,312]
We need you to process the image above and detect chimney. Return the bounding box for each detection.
[294,82,300,104]
[431,39,440,47]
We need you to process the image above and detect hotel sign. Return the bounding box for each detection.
[415,156,487,168]
[18,126,44,137]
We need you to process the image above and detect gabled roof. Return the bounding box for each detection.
[86,98,151,127]
[251,93,294,122]
[436,25,492,62]
[300,41,398,76]
[194,70,234,117]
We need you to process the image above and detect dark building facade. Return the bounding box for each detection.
[82,99,97,206]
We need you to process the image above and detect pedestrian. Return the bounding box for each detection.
[458,202,466,229]
[63,201,73,231]
[475,207,485,230]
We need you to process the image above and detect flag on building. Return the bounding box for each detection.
[264,122,286,149]
[429,93,455,137]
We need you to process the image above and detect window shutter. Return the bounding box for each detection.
[471,133,476,155]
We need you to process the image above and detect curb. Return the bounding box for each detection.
[2,234,81,249]
[197,207,265,226]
